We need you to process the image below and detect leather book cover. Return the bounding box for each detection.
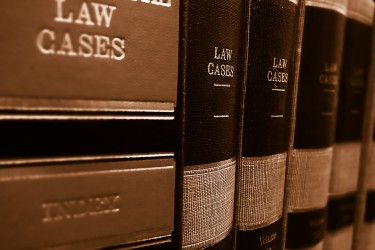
[353,2,375,246]
[354,129,375,250]
[283,0,348,249]
[0,0,179,113]
[176,0,247,248]
[0,1,180,249]
[235,0,299,249]
[0,157,175,249]
[324,1,373,249]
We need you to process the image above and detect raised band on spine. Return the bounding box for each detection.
[182,158,236,250]
[286,148,332,211]
[237,153,287,230]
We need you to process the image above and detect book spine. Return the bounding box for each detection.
[324,1,373,249]
[0,1,180,249]
[352,2,375,250]
[235,0,299,249]
[0,158,175,249]
[177,0,246,249]
[356,143,375,250]
[283,0,348,249]
[0,0,179,112]
[363,171,375,249]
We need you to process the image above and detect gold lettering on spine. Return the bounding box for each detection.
[207,47,235,78]
[259,232,277,247]
[36,0,125,61]
[78,34,94,57]
[42,194,120,222]
[319,63,338,85]
[94,35,111,59]
[54,0,74,23]
[267,57,289,83]
[91,3,117,27]
[56,32,78,56]
[74,2,95,26]
[111,37,126,60]
[36,29,56,55]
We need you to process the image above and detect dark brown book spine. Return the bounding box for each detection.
[235,0,299,249]
[353,2,375,250]
[283,0,348,249]
[176,0,247,249]
[324,1,373,249]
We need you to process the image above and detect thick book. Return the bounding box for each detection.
[0,0,180,249]
[324,1,373,249]
[235,0,299,249]
[176,0,247,249]
[283,0,348,249]
[0,0,179,114]
[0,157,175,249]
[352,2,375,248]
[0,118,176,250]
[0,117,177,249]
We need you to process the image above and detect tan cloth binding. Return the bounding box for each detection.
[182,158,236,250]
[237,153,286,231]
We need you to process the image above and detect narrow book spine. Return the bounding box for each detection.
[177,0,246,249]
[235,1,299,249]
[355,143,375,250]
[324,1,373,249]
[352,2,375,250]
[283,0,348,249]
[362,165,375,249]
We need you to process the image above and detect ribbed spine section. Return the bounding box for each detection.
[286,148,332,211]
[330,143,360,195]
[182,158,236,250]
[324,143,360,250]
[237,153,286,230]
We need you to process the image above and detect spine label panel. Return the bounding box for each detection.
[294,7,346,149]
[335,19,372,142]
[0,0,179,110]
[183,0,244,166]
[242,0,298,157]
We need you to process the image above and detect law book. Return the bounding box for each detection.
[234,0,300,249]
[0,0,179,249]
[282,0,348,249]
[352,2,375,249]
[323,1,373,249]
[0,103,177,247]
[175,0,247,248]
[0,156,175,249]
[0,0,178,114]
